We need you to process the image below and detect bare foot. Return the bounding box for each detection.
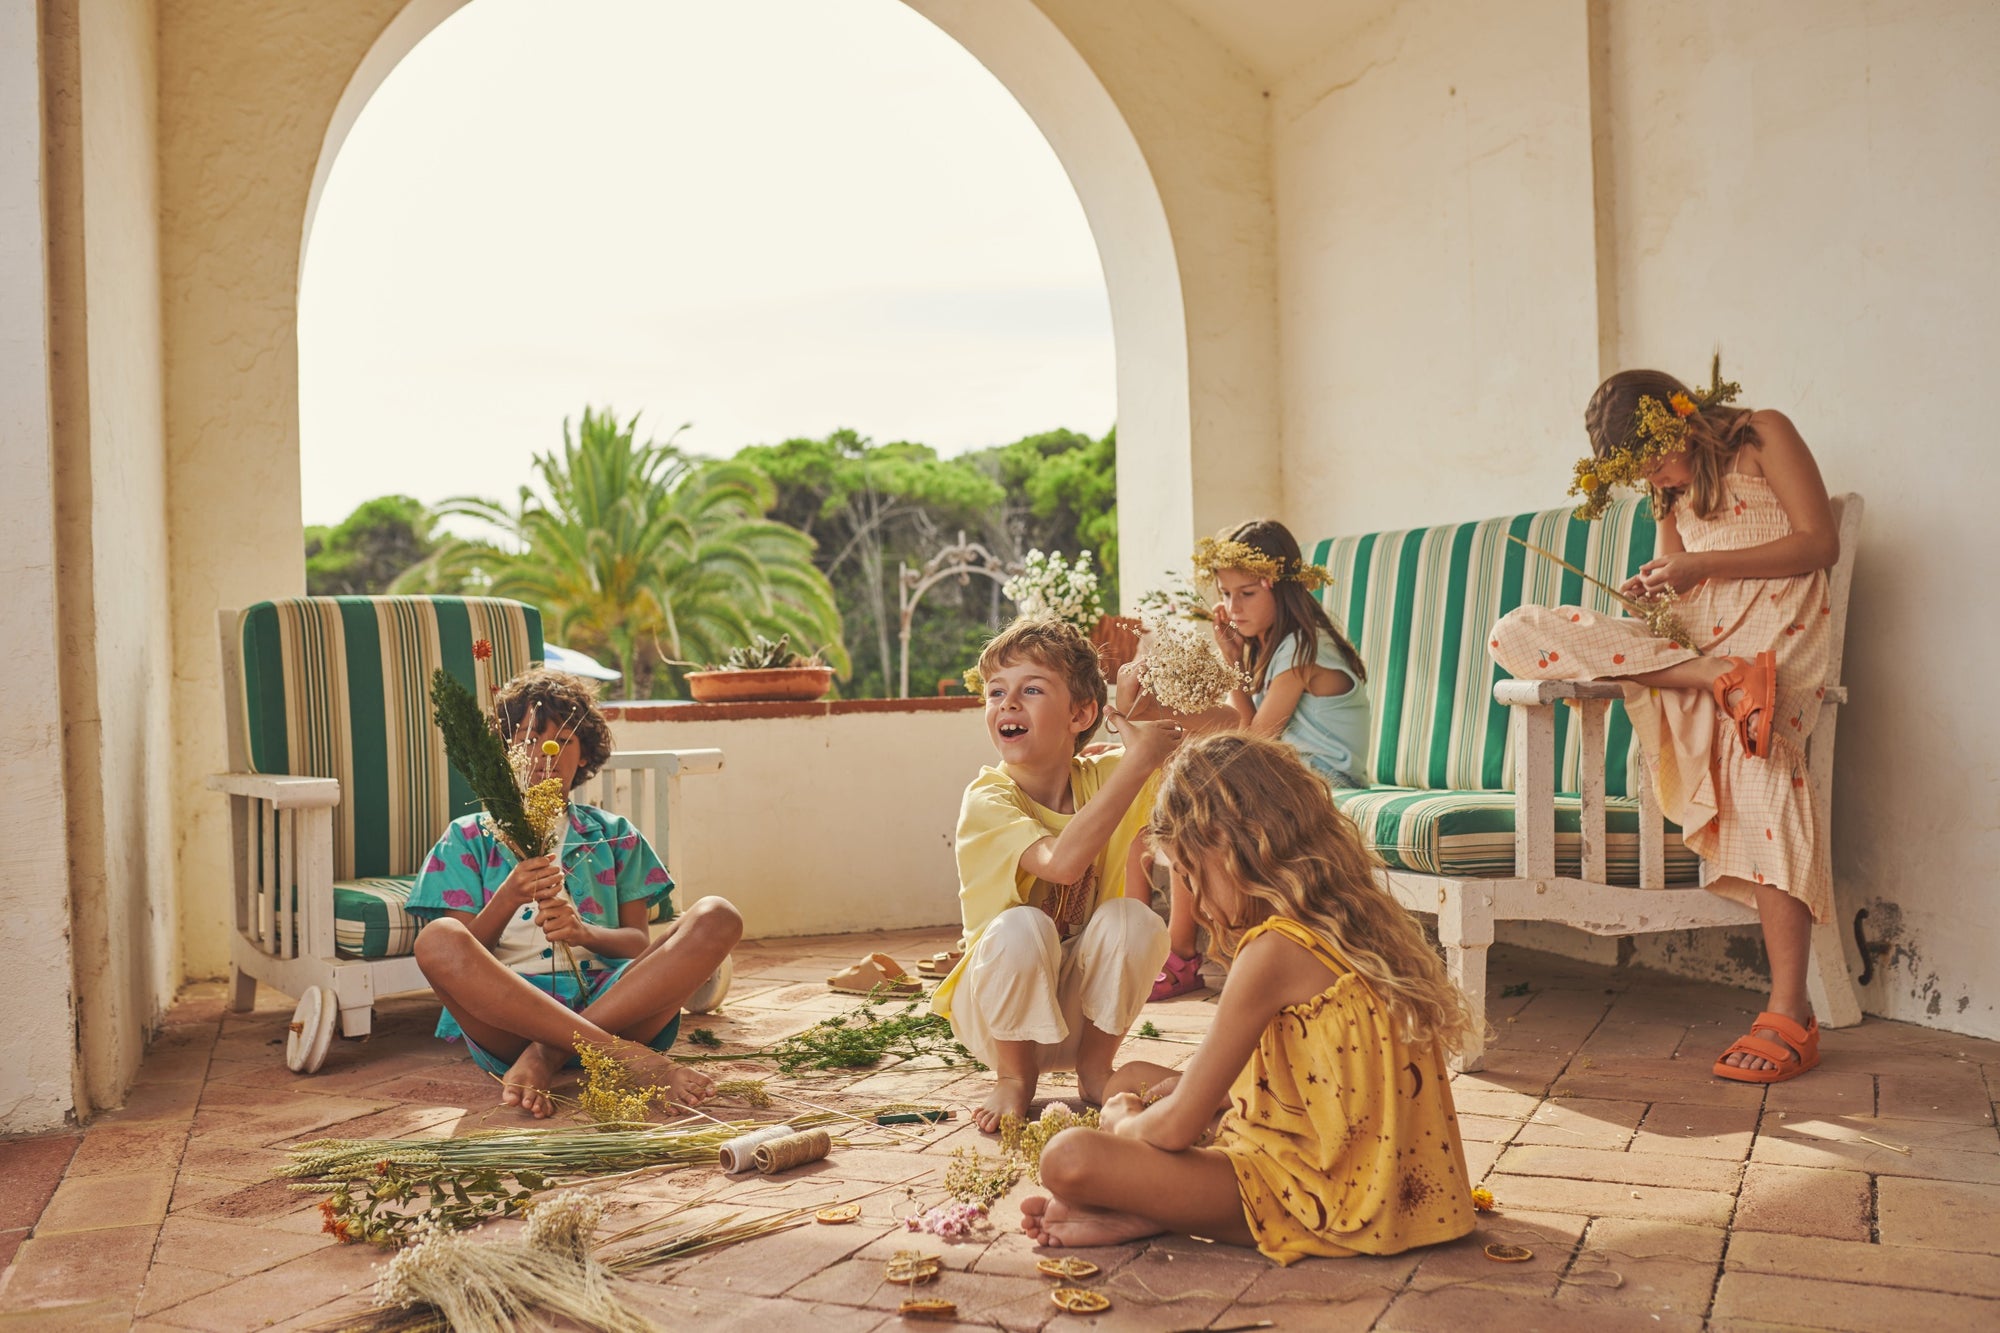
[973,1075,1035,1133]
[501,1043,562,1118]
[1020,1194,1163,1248]
[615,1041,713,1108]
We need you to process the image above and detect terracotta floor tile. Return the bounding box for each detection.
[143,1241,383,1332]
[1876,1069,1998,1125]
[0,1296,138,1330]
[1485,1173,1735,1226]
[1753,1113,2000,1184]
[0,1223,153,1313]
[1494,1144,1741,1192]
[32,1170,174,1235]
[1551,1069,1767,1108]
[784,1256,1053,1329]
[1510,1097,1644,1150]
[64,1125,190,1180]
[1455,1112,1526,1143]
[131,1264,236,1318]
[1406,1211,1584,1296]
[1874,1176,2000,1254]
[1382,1281,1706,1331]
[1563,1217,1724,1317]
[1732,1163,1871,1241]
[626,1283,892,1332]
[91,1080,203,1126]
[0,1136,80,1231]
[1631,1100,1760,1160]
[1711,1271,2000,1332]
[1727,1230,2000,1299]
[152,1216,329,1277]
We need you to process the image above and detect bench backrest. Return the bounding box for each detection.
[1311,497,1657,796]
[224,596,543,880]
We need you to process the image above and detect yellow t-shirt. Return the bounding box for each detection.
[930,751,1159,1020]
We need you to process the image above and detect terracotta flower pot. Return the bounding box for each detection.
[684,666,834,704]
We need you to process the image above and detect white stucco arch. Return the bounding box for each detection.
[300,0,1194,602]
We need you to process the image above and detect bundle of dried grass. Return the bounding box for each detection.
[1134,619,1247,714]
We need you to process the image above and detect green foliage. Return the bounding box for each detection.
[429,669,536,856]
[766,997,982,1073]
[305,495,438,595]
[397,408,846,698]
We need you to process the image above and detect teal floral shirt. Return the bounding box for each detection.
[407,803,674,979]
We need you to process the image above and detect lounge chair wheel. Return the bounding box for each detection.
[286,985,338,1074]
[686,955,733,1014]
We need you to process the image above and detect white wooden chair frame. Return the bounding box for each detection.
[210,609,722,1039]
[1381,495,1865,1071]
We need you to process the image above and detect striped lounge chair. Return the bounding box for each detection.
[212,596,720,1042]
[1310,494,1865,1071]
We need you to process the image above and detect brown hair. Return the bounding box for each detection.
[492,667,614,789]
[1150,732,1474,1054]
[1585,370,1760,521]
[977,616,1107,753]
[1221,519,1367,690]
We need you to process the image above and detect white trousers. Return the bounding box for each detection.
[949,898,1170,1073]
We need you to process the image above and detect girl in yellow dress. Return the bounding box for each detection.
[1021,733,1478,1262]
[1487,363,1839,1083]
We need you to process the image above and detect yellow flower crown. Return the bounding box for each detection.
[1570,357,1742,520]
[1190,537,1333,592]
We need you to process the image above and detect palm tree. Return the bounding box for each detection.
[398,408,845,695]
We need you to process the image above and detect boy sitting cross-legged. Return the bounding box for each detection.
[932,617,1181,1131]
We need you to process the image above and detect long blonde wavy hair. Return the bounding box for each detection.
[1585,369,1760,521]
[1149,732,1476,1054]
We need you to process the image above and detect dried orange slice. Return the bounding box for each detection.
[1483,1242,1534,1263]
[885,1252,943,1286]
[1036,1257,1100,1279]
[815,1203,862,1224]
[897,1298,957,1320]
[1050,1287,1110,1313]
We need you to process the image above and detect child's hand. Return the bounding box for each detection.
[535,892,588,944]
[1113,711,1185,770]
[1099,1091,1145,1133]
[499,853,562,908]
[1636,551,1709,596]
[1210,603,1244,660]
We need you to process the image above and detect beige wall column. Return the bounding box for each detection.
[0,0,81,1133]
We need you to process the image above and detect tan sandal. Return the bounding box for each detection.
[826,952,924,996]
[914,949,964,978]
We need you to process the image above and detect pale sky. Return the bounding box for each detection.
[299,0,1114,528]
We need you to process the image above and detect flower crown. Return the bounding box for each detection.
[1570,356,1742,520]
[1191,537,1333,592]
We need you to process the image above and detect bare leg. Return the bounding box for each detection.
[566,897,740,1104]
[1165,875,1199,960]
[1101,1061,1180,1103]
[414,918,710,1116]
[975,1040,1039,1133]
[1022,1128,1254,1249]
[1622,658,1731,692]
[1074,1023,1124,1107]
[1718,880,1816,1073]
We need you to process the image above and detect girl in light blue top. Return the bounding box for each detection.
[1149,518,1372,999]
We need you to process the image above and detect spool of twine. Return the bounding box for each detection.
[717,1125,794,1174]
[753,1128,832,1174]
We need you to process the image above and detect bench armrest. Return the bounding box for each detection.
[207,772,342,809]
[1495,680,1625,706]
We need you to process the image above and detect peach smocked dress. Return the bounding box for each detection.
[1488,471,1833,922]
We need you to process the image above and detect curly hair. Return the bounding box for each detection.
[977,616,1108,752]
[491,667,614,789]
[1149,732,1476,1055]
[1585,369,1760,522]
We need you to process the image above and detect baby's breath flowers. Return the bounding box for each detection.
[904,1199,989,1239]
[1003,549,1103,635]
[1135,619,1248,714]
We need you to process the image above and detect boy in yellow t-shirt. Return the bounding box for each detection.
[932,617,1181,1131]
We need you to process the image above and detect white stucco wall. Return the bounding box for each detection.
[0,0,82,1133]
[606,708,990,940]
[1271,0,2000,1035]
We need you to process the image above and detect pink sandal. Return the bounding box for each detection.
[1149,951,1205,1001]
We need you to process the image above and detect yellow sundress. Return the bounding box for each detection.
[1212,918,1475,1264]
[1488,471,1833,921]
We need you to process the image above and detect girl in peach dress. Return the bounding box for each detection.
[1488,364,1840,1084]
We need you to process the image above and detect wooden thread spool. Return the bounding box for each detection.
[753,1128,832,1174]
[718,1125,793,1174]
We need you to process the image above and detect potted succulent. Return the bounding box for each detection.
[683,634,835,704]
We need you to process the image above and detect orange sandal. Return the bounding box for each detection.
[1711,651,1778,757]
[1712,1010,1819,1084]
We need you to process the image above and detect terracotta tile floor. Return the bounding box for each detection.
[3,930,1998,1331]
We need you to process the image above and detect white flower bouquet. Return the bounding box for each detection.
[1003,549,1104,635]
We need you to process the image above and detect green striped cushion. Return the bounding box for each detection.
[1311,496,1656,796]
[238,597,543,880]
[334,876,423,959]
[1333,787,1701,885]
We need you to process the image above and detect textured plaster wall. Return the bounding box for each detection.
[53,0,179,1116]
[606,711,990,941]
[1269,0,2000,1037]
[0,0,81,1133]
[158,0,410,979]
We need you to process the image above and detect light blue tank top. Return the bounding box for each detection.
[1251,630,1372,788]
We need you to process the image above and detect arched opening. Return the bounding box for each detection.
[301,0,1191,609]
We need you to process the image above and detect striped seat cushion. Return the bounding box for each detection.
[238,596,542,881]
[1333,787,1701,886]
[334,876,424,959]
[1311,496,1658,796]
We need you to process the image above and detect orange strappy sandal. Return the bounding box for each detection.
[1712,1010,1819,1084]
[1711,651,1778,757]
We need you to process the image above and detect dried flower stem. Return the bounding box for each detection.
[1505,534,1697,650]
